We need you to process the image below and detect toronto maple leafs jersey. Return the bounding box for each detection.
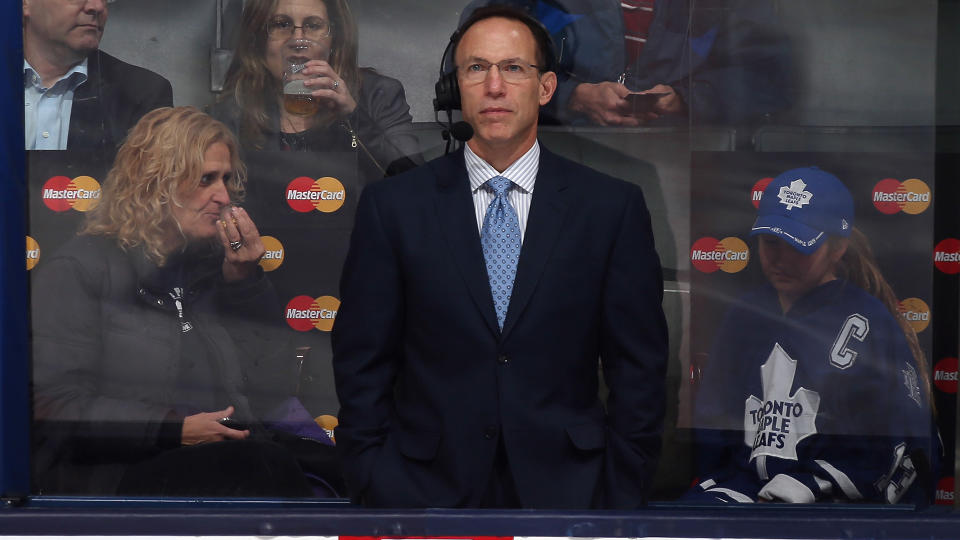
[690,279,934,504]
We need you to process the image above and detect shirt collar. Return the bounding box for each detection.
[24,57,89,91]
[465,140,540,194]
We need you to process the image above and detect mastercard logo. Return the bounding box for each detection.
[285,295,340,332]
[690,237,750,273]
[41,175,101,212]
[898,297,930,333]
[934,238,960,274]
[872,178,931,215]
[286,176,346,213]
[936,477,954,505]
[934,357,958,394]
[26,236,40,271]
[750,177,774,208]
[258,235,285,272]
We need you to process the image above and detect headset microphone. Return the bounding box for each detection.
[450,121,473,142]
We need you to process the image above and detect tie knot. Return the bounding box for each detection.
[486,176,512,197]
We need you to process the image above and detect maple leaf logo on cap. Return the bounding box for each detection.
[777,179,813,211]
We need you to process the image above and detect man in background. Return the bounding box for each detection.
[23,0,172,152]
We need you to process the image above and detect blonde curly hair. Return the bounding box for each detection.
[82,106,247,265]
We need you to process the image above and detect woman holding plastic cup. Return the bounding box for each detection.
[211,0,421,182]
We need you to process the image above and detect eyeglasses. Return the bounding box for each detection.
[267,15,333,40]
[457,60,543,84]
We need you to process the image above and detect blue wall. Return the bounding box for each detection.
[1,0,30,500]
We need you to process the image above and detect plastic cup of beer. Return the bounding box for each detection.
[282,63,319,116]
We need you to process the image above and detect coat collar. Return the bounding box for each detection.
[67,49,108,152]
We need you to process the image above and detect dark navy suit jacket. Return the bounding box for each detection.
[67,49,172,154]
[332,147,668,508]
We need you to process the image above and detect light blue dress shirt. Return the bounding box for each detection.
[24,58,89,150]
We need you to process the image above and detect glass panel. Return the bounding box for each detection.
[19,0,953,512]
[685,0,944,507]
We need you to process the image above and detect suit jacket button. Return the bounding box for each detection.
[483,426,498,440]
[498,355,509,365]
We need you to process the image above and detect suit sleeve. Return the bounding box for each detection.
[351,73,423,177]
[332,186,404,499]
[107,59,173,148]
[142,74,174,113]
[599,183,669,508]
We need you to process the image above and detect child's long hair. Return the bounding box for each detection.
[834,228,933,410]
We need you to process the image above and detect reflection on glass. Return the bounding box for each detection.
[458,0,792,126]
[689,167,935,504]
[31,107,342,497]
[209,0,421,181]
[22,0,172,152]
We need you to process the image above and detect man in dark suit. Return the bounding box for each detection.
[23,0,172,152]
[332,5,667,509]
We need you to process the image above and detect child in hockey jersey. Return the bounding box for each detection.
[689,167,935,504]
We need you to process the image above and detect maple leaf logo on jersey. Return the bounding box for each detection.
[744,343,821,462]
[777,179,813,210]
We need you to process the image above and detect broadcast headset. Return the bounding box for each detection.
[432,5,558,153]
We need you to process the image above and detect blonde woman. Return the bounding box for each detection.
[31,107,320,496]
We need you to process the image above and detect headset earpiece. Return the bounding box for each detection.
[433,33,461,112]
[433,69,460,112]
[433,8,558,114]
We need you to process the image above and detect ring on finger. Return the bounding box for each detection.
[229,240,243,251]
[333,79,340,90]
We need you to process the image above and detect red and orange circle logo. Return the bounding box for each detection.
[750,177,774,208]
[285,177,346,213]
[897,297,931,333]
[26,236,40,271]
[690,237,750,273]
[934,357,958,394]
[41,175,101,212]
[285,295,340,332]
[934,238,960,274]
[872,178,931,215]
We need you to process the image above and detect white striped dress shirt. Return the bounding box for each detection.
[465,141,539,243]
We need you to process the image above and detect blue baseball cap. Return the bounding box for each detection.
[749,167,854,254]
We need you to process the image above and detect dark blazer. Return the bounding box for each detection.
[67,49,173,154]
[332,147,668,508]
[31,236,296,494]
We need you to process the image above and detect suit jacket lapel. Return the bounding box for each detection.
[501,148,570,340]
[68,50,106,152]
[432,152,501,336]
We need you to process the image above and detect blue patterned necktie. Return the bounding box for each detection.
[481,175,521,329]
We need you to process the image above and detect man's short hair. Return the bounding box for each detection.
[452,4,557,72]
